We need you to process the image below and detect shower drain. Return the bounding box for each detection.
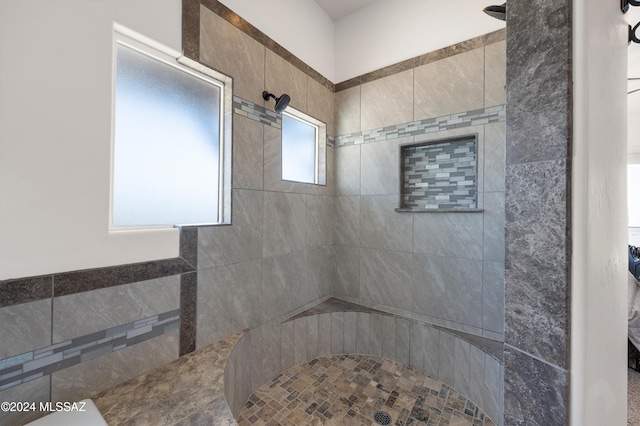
[373,410,392,425]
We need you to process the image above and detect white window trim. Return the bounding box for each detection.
[110,24,233,231]
[281,107,327,186]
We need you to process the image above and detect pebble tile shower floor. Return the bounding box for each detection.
[237,354,496,426]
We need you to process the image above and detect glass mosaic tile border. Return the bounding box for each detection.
[335,105,505,148]
[231,96,504,150]
[401,137,477,209]
[233,96,281,129]
[0,309,180,391]
[232,96,336,148]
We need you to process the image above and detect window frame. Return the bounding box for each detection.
[110,24,233,230]
[280,107,327,186]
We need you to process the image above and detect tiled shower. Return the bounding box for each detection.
[0,1,507,424]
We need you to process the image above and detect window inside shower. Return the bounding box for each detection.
[111,27,232,228]
[281,108,327,185]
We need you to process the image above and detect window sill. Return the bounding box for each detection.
[394,208,483,213]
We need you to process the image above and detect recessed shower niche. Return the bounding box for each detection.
[398,136,478,211]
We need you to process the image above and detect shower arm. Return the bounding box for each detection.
[262,92,276,101]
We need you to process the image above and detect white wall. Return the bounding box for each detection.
[0,0,182,280]
[571,0,629,425]
[218,0,505,84]
[628,7,640,163]
[217,0,336,82]
[334,0,505,82]
[630,94,640,163]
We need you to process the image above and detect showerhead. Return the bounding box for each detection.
[274,94,290,114]
[483,3,506,21]
[262,91,291,114]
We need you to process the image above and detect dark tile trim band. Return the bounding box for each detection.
[179,272,197,356]
[190,0,504,92]
[197,0,335,91]
[53,258,195,297]
[335,29,506,92]
[335,105,505,148]
[0,309,180,391]
[182,0,200,60]
[0,276,52,308]
[1,243,196,306]
[179,226,198,269]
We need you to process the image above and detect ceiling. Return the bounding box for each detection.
[315,0,640,93]
[314,0,380,20]
[313,0,639,95]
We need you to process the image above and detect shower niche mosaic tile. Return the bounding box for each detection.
[399,136,478,210]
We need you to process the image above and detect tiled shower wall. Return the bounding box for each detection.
[503,1,572,424]
[0,1,505,424]
[0,261,192,425]
[0,3,337,424]
[333,35,506,340]
[191,3,336,350]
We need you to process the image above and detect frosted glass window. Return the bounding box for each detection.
[630,164,640,227]
[282,113,318,184]
[113,43,222,227]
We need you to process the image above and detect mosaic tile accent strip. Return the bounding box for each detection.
[401,137,477,209]
[233,96,281,129]
[232,96,335,147]
[335,105,505,148]
[237,354,496,426]
[327,135,335,148]
[0,309,180,391]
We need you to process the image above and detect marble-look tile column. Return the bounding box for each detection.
[504,1,572,425]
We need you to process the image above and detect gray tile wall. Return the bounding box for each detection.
[194,5,336,353]
[0,299,51,360]
[1,8,337,423]
[0,303,181,424]
[52,276,180,342]
[333,40,506,341]
[0,310,179,391]
[0,3,507,424]
[503,1,572,425]
[0,252,194,424]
